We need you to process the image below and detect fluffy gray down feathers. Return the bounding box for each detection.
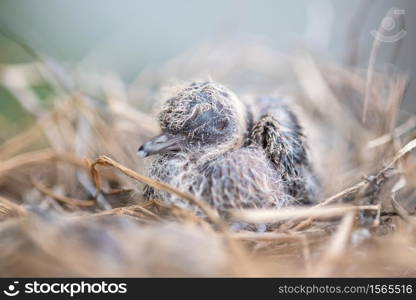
[143,81,319,216]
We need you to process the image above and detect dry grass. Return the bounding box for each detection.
[0,39,416,277]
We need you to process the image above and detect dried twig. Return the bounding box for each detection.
[0,196,26,217]
[232,205,377,224]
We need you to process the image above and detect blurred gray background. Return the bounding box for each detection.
[0,0,415,109]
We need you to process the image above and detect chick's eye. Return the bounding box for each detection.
[215,119,228,130]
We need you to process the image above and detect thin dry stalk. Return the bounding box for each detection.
[84,203,162,221]
[32,178,96,207]
[368,116,416,148]
[0,196,26,217]
[0,150,87,177]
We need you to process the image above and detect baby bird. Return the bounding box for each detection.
[138,81,319,216]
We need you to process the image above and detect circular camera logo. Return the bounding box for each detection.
[371,8,407,43]
[3,281,20,297]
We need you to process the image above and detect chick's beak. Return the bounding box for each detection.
[137,133,185,157]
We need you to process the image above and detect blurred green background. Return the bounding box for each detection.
[1,0,415,140]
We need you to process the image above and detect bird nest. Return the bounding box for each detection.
[0,41,415,277]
